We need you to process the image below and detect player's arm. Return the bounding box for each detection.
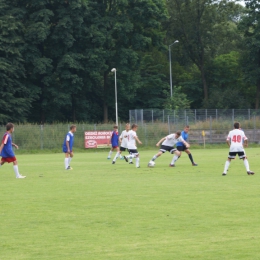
[156,137,166,147]
[226,139,230,147]
[180,137,190,148]
[182,140,190,148]
[12,143,19,149]
[0,142,4,154]
[243,138,248,147]
[119,134,123,143]
[134,136,142,145]
[66,135,71,153]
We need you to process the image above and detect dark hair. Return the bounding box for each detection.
[113,125,118,129]
[234,122,240,129]
[185,125,190,128]
[70,124,76,130]
[6,122,14,131]
[176,131,181,136]
[132,124,138,129]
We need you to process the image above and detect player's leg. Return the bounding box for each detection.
[170,150,180,167]
[240,153,254,175]
[112,147,120,164]
[176,146,183,158]
[223,153,234,175]
[68,152,74,169]
[64,152,70,170]
[13,160,26,178]
[132,152,140,168]
[151,151,163,161]
[107,147,114,159]
[185,149,198,166]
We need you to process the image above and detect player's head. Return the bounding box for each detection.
[132,124,138,131]
[234,122,240,129]
[70,125,76,133]
[113,125,118,131]
[6,122,14,132]
[176,131,181,137]
[184,125,190,132]
[125,123,130,131]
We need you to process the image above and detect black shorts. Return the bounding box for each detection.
[177,145,188,151]
[120,146,128,152]
[128,149,138,154]
[160,145,176,154]
[228,151,246,159]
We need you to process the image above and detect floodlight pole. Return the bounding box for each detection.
[169,40,179,98]
[111,68,118,126]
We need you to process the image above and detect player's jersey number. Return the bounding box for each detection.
[232,135,242,143]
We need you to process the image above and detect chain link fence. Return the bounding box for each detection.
[129,109,260,146]
[0,109,259,150]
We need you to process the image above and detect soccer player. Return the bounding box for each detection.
[63,125,76,170]
[0,123,26,178]
[123,124,142,168]
[176,125,198,166]
[119,123,133,164]
[107,125,120,164]
[150,131,190,167]
[222,122,254,176]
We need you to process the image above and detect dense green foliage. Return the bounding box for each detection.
[0,0,259,123]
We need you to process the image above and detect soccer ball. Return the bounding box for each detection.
[148,161,155,167]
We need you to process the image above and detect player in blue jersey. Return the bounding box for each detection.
[176,125,198,166]
[107,125,120,164]
[0,123,26,178]
[63,125,76,170]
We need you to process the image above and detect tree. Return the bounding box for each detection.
[92,0,168,122]
[0,1,38,123]
[238,0,260,108]
[166,0,245,107]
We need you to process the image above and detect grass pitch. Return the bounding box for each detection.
[0,148,260,260]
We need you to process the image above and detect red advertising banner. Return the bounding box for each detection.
[85,131,112,148]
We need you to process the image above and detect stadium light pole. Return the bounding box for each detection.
[111,68,118,126]
[169,40,179,97]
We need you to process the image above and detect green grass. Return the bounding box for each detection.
[0,148,260,260]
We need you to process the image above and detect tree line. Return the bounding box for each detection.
[0,0,259,123]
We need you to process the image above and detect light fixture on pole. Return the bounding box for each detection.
[169,40,179,98]
[111,68,118,126]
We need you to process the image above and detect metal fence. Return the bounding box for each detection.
[129,109,260,146]
[0,109,259,151]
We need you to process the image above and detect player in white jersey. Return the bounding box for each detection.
[222,122,254,176]
[119,123,132,163]
[123,124,142,168]
[149,131,190,167]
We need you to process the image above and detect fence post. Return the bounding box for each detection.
[141,109,143,126]
[184,110,186,125]
[163,110,164,124]
[210,116,212,143]
[129,110,131,124]
[254,115,256,142]
[144,123,147,146]
[232,109,234,125]
[168,115,170,134]
[135,109,137,124]
[40,125,43,150]
[195,109,197,124]
[216,109,218,121]
[206,109,207,121]
[152,110,153,124]
[248,109,250,120]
